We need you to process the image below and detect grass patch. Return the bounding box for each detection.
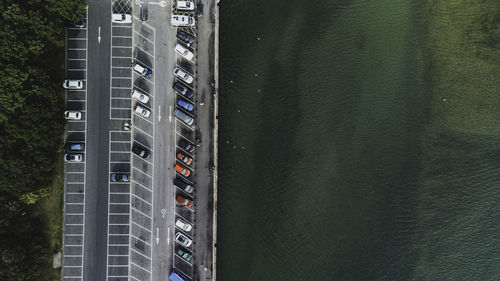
[33,153,65,281]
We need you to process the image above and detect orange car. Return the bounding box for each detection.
[174,163,191,177]
[176,195,193,208]
[176,152,193,166]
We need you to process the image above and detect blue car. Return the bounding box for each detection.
[173,82,194,99]
[65,143,85,152]
[177,99,194,111]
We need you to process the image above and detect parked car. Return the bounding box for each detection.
[65,143,85,152]
[178,138,194,153]
[63,80,83,89]
[173,82,194,99]
[173,108,194,125]
[69,19,86,28]
[176,248,193,262]
[131,89,150,103]
[173,67,194,84]
[112,13,132,23]
[169,269,189,281]
[65,153,83,162]
[171,15,195,27]
[174,177,194,194]
[132,143,151,159]
[177,30,195,44]
[135,105,151,118]
[64,111,82,120]
[177,99,194,111]
[111,173,129,182]
[176,0,195,10]
[175,219,193,232]
[175,232,192,247]
[132,63,152,78]
[175,43,194,61]
[174,163,191,177]
[177,152,192,166]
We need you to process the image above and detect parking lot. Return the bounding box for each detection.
[61,10,88,281]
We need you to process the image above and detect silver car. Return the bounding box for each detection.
[175,232,192,247]
[173,67,194,84]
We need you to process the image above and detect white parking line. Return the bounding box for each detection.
[131,221,151,233]
[110,161,131,164]
[110,140,130,143]
[67,182,84,184]
[65,234,83,236]
[132,126,153,138]
[109,213,129,216]
[66,202,84,205]
[175,213,191,223]
[112,35,133,39]
[68,38,87,40]
[111,86,131,89]
[130,248,151,260]
[131,234,151,246]
[132,167,153,179]
[132,180,152,192]
[132,207,152,219]
[112,56,133,59]
[68,48,87,50]
[133,112,154,125]
[130,262,151,274]
[131,194,152,206]
[111,97,131,100]
[175,254,193,266]
[112,66,133,69]
[131,139,153,152]
[130,275,140,281]
[134,31,154,44]
[175,268,193,280]
[134,45,154,58]
[113,46,132,49]
[132,155,153,166]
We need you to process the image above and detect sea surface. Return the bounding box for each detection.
[217,0,500,280]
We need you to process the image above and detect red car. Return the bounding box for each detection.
[176,195,193,207]
[177,152,193,165]
[174,163,190,177]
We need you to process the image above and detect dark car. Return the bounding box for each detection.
[132,143,151,159]
[173,82,194,99]
[178,138,194,153]
[177,248,193,262]
[111,173,130,182]
[176,30,195,44]
[65,143,85,152]
[174,177,194,194]
[69,19,86,28]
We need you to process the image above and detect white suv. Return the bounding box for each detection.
[176,1,195,11]
[131,89,150,103]
[175,219,193,232]
[171,15,195,27]
[173,67,194,84]
[175,44,194,61]
[175,232,192,247]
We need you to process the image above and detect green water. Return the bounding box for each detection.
[217,0,500,280]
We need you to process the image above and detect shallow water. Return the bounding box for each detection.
[217,0,500,280]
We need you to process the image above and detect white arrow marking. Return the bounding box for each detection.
[158,105,161,121]
[156,227,159,245]
[167,228,170,245]
[98,26,101,44]
[149,1,167,7]
[169,105,172,123]
[161,208,166,218]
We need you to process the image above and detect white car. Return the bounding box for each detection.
[173,67,194,84]
[176,1,195,10]
[112,14,132,23]
[132,63,152,78]
[62,80,83,89]
[135,105,151,118]
[175,219,193,232]
[64,111,82,120]
[175,232,192,247]
[131,89,149,103]
[171,15,195,27]
[65,153,83,162]
[175,44,194,61]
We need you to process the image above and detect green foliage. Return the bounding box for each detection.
[0,0,86,279]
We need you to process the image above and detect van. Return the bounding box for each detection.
[171,15,195,27]
[169,268,189,281]
[173,108,194,125]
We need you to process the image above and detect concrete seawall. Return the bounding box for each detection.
[212,0,220,280]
